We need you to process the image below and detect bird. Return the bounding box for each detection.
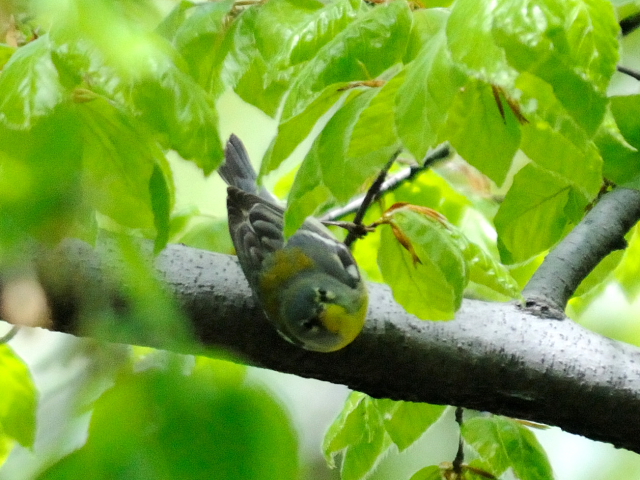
[218,134,368,352]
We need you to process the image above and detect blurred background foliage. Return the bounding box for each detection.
[1,0,640,479]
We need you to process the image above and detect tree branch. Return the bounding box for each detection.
[6,186,639,455]
[523,188,640,315]
[23,230,640,454]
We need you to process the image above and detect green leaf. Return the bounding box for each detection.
[155,1,196,40]
[397,9,468,161]
[347,70,403,159]
[170,213,234,254]
[514,71,602,198]
[446,0,515,82]
[289,0,363,64]
[462,416,554,480]
[285,88,401,236]
[260,84,350,177]
[440,79,521,186]
[447,0,618,136]
[222,0,361,116]
[615,225,640,300]
[282,0,412,121]
[38,357,298,480]
[149,164,172,254]
[0,104,84,246]
[324,392,369,467]
[165,0,235,93]
[341,427,391,480]
[0,35,64,129]
[464,241,522,300]
[491,0,619,135]
[377,207,468,320]
[573,249,623,298]
[0,345,37,449]
[409,465,443,480]
[604,95,640,187]
[391,170,470,226]
[323,392,391,480]
[78,97,162,230]
[128,50,224,174]
[0,43,17,70]
[495,163,588,264]
[520,120,602,200]
[374,399,446,451]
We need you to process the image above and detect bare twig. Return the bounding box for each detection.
[321,144,453,223]
[620,12,640,37]
[0,325,19,344]
[343,149,401,247]
[617,65,640,81]
[452,407,465,476]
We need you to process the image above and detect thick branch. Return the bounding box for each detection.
[523,188,640,315]
[27,235,640,454]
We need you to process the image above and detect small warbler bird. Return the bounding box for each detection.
[219,135,368,352]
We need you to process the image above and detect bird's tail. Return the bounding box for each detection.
[218,134,260,194]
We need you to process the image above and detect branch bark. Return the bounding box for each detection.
[523,188,640,315]
[26,230,640,455]
[2,188,637,454]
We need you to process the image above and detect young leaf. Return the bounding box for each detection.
[464,241,522,300]
[347,69,403,159]
[409,465,443,480]
[462,416,554,480]
[128,50,224,175]
[440,79,521,187]
[377,206,468,320]
[260,84,351,177]
[164,0,235,93]
[282,0,412,121]
[374,399,446,451]
[604,95,640,188]
[0,104,84,246]
[222,0,362,117]
[495,163,590,264]
[0,345,37,449]
[0,35,64,129]
[491,0,619,136]
[446,0,515,82]
[38,358,298,480]
[324,392,369,467]
[323,392,391,480]
[78,97,163,230]
[397,8,468,162]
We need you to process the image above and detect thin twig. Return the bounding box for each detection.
[452,407,465,476]
[617,65,640,81]
[620,12,640,37]
[322,144,453,223]
[343,149,401,247]
[0,326,19,344]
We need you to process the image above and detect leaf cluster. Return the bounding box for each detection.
[1,0,640,478]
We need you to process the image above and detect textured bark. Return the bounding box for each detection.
[523,188,640,316]
[28,235,640,455]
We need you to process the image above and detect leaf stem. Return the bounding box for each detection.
[453,407,465,475]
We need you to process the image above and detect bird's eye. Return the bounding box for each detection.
[301,316,321,331]
[316,288,335,302]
